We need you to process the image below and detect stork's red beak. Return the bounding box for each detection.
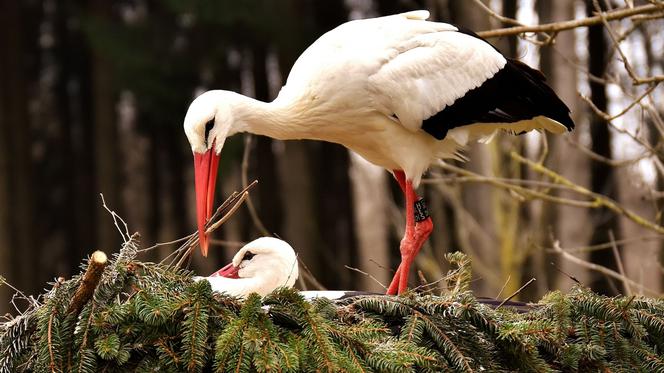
[194,147,220,256]
[210,263,240,279]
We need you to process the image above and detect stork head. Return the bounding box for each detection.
[183,90,237,256]
[209,237,299,296]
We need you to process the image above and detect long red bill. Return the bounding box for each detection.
[209,263,240,279]
[193,146,220,256]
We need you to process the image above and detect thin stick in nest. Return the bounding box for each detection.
[171,180,259,268]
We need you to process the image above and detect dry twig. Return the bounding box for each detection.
[165,181,258,267]
[344,265,386,290]
[497,278,536,309]
[241,135,271,235]
[593,0,664,85]
[511,152,664,235]
[608,230,631,296]
[551,240,658,295]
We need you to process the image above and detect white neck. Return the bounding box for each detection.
[218,91,315,141]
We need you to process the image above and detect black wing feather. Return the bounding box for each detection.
[421,28,575,140]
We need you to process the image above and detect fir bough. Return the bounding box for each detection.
[2,237,664,372]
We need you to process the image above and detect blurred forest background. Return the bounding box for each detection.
[2,0,664,315]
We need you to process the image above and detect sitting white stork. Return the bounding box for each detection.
[183,11,574,295]
[195,237,299,297]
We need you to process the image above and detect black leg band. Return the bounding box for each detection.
[414,198,430,222]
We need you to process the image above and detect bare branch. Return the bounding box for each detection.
[511,152,664,235]
[593,0,664,84]
[477,3,664,39]
[551,240,659,295]
[471,0,523,27]
[344,265,386,290]
[497,278,536,309]
[241,135,270,235]
[608,231,631,296]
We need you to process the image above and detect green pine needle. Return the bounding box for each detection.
[2,237,664,372]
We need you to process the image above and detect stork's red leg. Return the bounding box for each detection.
[386,170,434,295]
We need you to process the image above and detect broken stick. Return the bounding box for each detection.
[67,250,107,316]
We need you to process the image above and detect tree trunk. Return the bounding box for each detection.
[0,0,16,313]
[491,0,523,299]
[448,0,497,296]
[90,0,119,252]
[349,154,391,291]
[276,142,321,285]
[315,142,356,289]
[535,0,591,294]
[0,0,35,304]
[251,46,284,236]
[586,0,620,295]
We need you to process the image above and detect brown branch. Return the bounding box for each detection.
[477,3,663,39]
[551,240,659,295]
[471,0,523,27]
[497,278,536,309]
[166,181,258,267]
[580,84,658,122]
[550,261,582,285]
[593,0,664,85]
[511,152,664,235]
[344,265,386,290]
[609,230,631,296]
[436,161,597,208]
[495,275,511,299]
[544,234,664,254]
[66,251,108,316]
[241,135,270,235]
[417,270,428,288]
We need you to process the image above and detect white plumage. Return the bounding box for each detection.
[195,237,299,297]
[185,10,568,185]
[184,11,573,295]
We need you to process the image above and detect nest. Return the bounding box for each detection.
[2,183,664,372]
[1,233,664,372]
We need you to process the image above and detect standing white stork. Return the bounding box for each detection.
[183,11,574,295]
[195,237,299,297]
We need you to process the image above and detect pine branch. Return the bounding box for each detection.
[4,243,664,371]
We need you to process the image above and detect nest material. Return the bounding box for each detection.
[2,237,664,373]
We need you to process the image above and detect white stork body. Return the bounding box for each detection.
[184,11,574,295]
[195,237,299,297]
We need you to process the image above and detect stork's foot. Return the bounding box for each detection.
[386,216,433,295]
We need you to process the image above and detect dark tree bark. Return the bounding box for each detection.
[310,0,356,289]
[251,46,284,236]
[0,0,17,314]
[586,0,620,295]
[0,0,36,306]
[446,0,499,297]
[90,0,120,252]
[501,0,518,57]
[52,0,97,277]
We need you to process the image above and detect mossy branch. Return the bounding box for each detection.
[511,152,664,235]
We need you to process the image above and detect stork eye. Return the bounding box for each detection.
[243,251,255,261]
[204,119,214,145]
